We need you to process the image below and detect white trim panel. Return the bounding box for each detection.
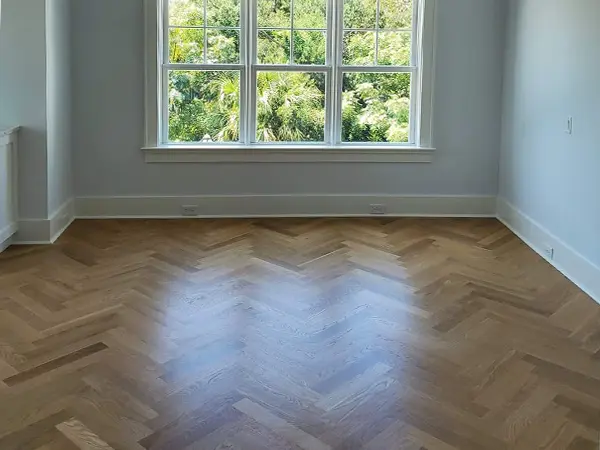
[75,195,496,218]
[0,223,18,244]
[143,146,435,163]
[49,198,76,242]
[13,198,75,245]
[144,0,161,147]
[0,127,19,253]
[497,197,600,304]
[416,0,436,148]
[0,235,14,253]
[0,223,18,252]
[15,219,52,245]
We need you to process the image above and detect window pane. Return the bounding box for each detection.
[343,31,375,65]
[207,29,240,63]
[257,72,326,142]
[169,71,240,143]
[343,0,377,29]
[169,28,204,64]
[379,0,413,29]
[169,0,203,26]
[378,32,411,65]
[342,72,411,143]
[258,30,291,64]
[258,0,291,28]
[206,0,240,27]
[293,31,326,65]
[294,0,327,29]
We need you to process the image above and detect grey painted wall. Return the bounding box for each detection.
[0,0,72,220]
[46,0,73,214]
[72,0,507,198]
[0,0,49,219]
[500,0,600,267]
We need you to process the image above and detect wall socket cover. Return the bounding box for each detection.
[181,205,199,216]
[370,204,387,215]
[542,244,555,260]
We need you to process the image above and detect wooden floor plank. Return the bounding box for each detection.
[0,218,599,449]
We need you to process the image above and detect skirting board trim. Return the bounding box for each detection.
[13,198,75,245]
[75,195,497,219]
[14,220,51,245]
[0,236,13,253]
[7,194,599,305]
[497,197,600,304]
[50,198,76,243]
[0,224,16,253]
[0,222,18,247]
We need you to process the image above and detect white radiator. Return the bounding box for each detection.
[0,126,19,252]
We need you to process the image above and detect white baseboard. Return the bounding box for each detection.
[14,198,75,244]
[497,197,600,304]
[14,219,51,245]
[49,198,75,242]
[7,194,599,305]
[0,224,16,253]
[75,195,497,219]
[0,236,13,253]
[0,222,18,251]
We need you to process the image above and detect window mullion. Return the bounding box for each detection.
[161,66,169,144]
[374,0,380,65]
[409,0,422,144]
[240,0,248,145]
[247,0,258,144]
[252,64,329,72]
[162,0,169,64]
[332,0,343,145]
[341,65,415,73]
[161,0,169,144]
[165,63,245,70]
[411,0,421,67]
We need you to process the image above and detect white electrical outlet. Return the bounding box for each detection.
[542,244,554,261]
[370,204,387,215]
[566,116,573,135]
[181,205,199,217]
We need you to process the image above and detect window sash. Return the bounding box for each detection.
[160,0,421,145]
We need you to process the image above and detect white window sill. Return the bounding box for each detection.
[142,145,435,163]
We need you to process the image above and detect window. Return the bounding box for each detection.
[145,0,435,159]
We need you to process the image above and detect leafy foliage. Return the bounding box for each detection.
[167,0,413,143]
[169,71,240,142]
[257,72,326,142]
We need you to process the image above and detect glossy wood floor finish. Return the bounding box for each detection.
[1,218,599,450]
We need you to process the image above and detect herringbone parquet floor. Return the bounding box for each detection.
[1,218,599,450]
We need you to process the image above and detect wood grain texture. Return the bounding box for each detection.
[56,418,114,449]
[1,218,599,449]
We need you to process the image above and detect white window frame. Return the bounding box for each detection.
[144,0,436,163]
